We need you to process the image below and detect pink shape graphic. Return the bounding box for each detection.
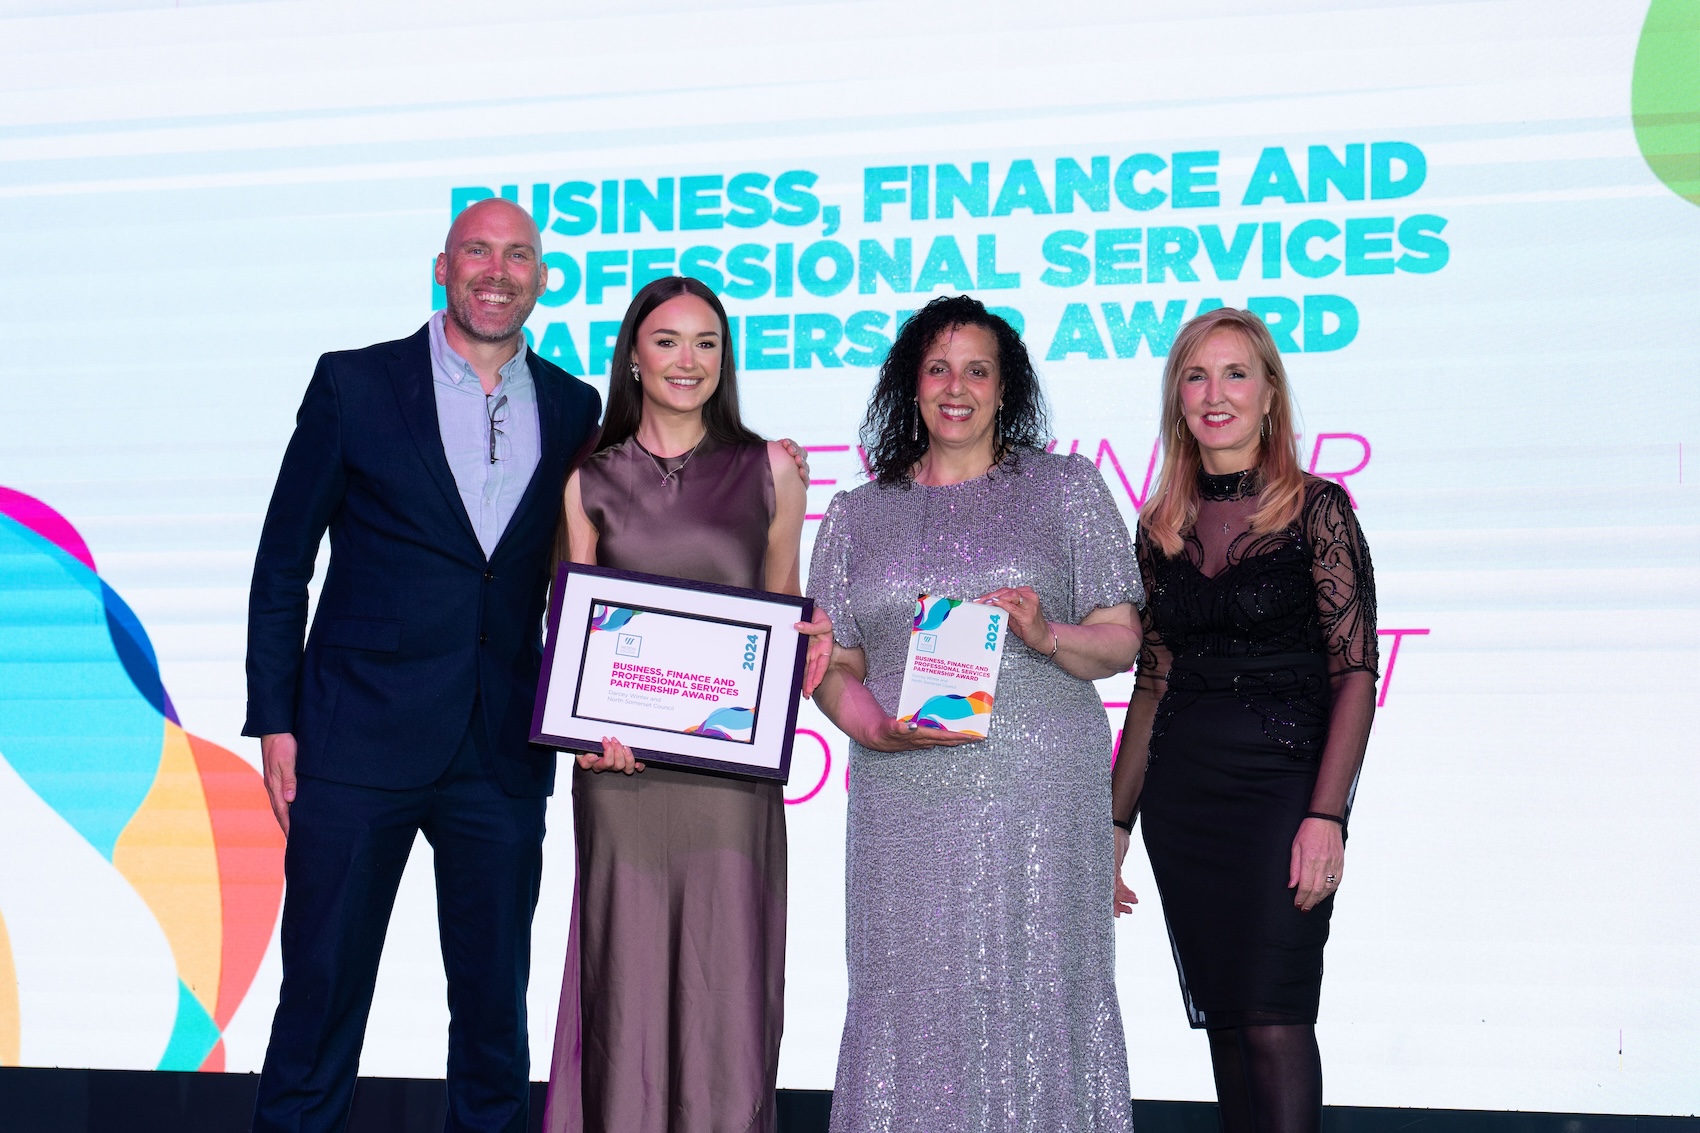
[784,730,833,806]
[1375,627,1430,707]
[0,485,97,571]
[1307,433,1372,508]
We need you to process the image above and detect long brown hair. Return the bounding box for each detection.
[1142,308,1304,556]
[595,276,762,454]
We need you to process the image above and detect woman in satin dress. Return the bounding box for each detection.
[809,294,1143,1132]
[542,276,809,1133]
[1112,307,1378,1133]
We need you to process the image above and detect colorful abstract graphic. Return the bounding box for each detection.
[685,706,756,742]
[900,691,995,732]
[911,596,964,633]
[589,605,638,633]
[1633,0,1700,207]
[0,486,285,1071]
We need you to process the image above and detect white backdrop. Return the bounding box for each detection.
[0,0,1696,1117]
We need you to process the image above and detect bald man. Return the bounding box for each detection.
[244,198,602,1133]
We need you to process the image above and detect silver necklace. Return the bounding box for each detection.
[639,435,704,486]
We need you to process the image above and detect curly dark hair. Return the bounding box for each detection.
[861,294,1051,485]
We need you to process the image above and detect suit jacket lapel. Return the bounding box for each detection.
[490,348,565,563]
[389,326,484,558]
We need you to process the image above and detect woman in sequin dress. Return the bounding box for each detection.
[542,277,808,1133]
[809,295,1143,1133]
[1111,308,1378,1133]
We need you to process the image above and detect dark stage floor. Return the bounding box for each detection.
[0,1067,1693,1133]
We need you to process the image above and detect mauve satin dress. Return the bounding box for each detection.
[544,435,786,1133]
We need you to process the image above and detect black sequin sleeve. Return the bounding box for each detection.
[1305,480,1379,679]
[1112,525,1171,826]
[1132,526,1174,685]
[1302,480,1379,822]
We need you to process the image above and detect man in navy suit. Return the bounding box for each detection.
[244,198,601,1133]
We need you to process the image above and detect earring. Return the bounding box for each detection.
[1174,416,1188,441]
[995,404,1004,448]
[910,398,919,442]
[630,362,641,383]
[1260,414,1270,440]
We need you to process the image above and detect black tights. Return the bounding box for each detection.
[1206,1024,1322,1133]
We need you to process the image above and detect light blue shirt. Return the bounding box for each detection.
[428,310,542,558]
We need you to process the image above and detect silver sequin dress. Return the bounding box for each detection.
[808,450,1142,1133]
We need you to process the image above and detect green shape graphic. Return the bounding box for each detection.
[1633,0,1700,206]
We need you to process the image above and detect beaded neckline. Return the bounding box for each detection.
[1198,467,1259,501]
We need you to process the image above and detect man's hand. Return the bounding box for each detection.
[777,438,811,485]
[261,732,298,837]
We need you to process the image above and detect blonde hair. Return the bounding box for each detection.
[1142,308,1304,556]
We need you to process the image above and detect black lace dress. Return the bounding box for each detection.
[1120,470,1378,1028]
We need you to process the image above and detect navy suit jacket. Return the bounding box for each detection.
[243,324,601,797]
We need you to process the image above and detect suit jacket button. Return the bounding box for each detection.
[484,570,495,582]
[479,633,489,644]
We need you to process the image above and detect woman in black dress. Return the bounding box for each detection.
[1112,307,1377,1133]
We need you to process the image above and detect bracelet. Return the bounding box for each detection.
[1305,811,1345,826]
[1112,816,1134,833]
[1043,623,1060,661]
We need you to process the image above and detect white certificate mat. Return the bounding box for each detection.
[532,564,810,780]
[572,601,769,743]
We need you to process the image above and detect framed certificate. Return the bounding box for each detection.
[530,563,813,781]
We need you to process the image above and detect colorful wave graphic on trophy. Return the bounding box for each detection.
[912,596,964,632]
[899,691,995,732]
[0,486,284,1072]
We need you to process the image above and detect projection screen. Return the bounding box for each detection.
[0,0,1695,1116]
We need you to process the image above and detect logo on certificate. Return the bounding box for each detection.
[616,633,642,657]
[915,631,939,654]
